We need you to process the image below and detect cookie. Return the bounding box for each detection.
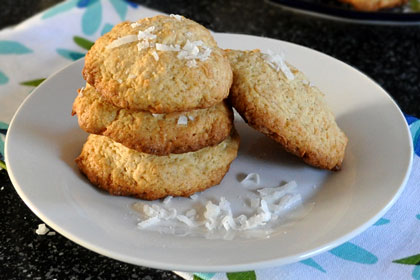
[225,49,348,170]
[83,15,232,113]
[75,132,239,200]
[338,0,407,11]
[72,84,233,155]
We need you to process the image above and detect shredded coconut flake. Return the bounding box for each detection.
[131,22,141,28]
[79,87,85,96]
[137,40,150,51]
[133,180,302,239]
[262,49,294,80]
[170,14,183,21]
[137,216,160,229]
[152,113,163,118]
[163,196,173,205]
[106,35,138,49]
[151,50,159,61]
[176,40,212,67]
[189,194,199,200]
[128,74,137,79]
[35,223,49,235]
[240,173,260,186]
[137,26,156,40]
[188,115,195,121]
[47,231,56,236]
[156,43,180,52]
[186,60,197,68]
[177,115,188,125]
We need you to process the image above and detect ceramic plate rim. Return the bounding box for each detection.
[5,33,413,272]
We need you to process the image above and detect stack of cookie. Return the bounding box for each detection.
[72,15,239,200]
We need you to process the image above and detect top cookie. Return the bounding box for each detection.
[225,49,348,171]
[83,15,232,113]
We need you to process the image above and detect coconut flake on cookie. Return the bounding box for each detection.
[106,35,138,49]
[177,115,188,125]
[262,49,294,80]
[151,50,159,61]
[155,43,181,52]
[170,14,183,21]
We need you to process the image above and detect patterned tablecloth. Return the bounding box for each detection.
[0,1,419,279]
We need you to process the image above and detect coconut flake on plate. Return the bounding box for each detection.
[133,180,302,239]
[240,173,260,186]
[262,49,294,80]
[162,196,173,205]
[106,35,138,49]
[35,223,50,235]
[189,194,199,200]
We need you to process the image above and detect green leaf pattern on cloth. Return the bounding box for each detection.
[73,36,94,50]
[393,254,420,265]
[226,271,257,280]
[20,78,46,87]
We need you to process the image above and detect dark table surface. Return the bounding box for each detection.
[1,0,419,279]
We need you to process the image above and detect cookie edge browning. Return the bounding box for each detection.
[72,86,234,155]
[75,131,240,200]
[226,49,348,171]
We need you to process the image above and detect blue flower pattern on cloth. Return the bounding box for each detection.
[57,48,85,60]
[110,0,128,20]
[300,258,326,273]
[329,242,378,264]
[193,272,216,279]
[374,218,390,226]
[0,41,32,54]
[41,0,78,19]
[82,0,102,35]
[0,122,9,162]
[0,70,9,85]
[101,23,114,35]
[410,119,420,157]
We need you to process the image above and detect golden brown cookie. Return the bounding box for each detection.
[338,0,407,11]
[83,15,232,113]
[72,84,233,155]
[75,132,239,200]
[225,49,348,171]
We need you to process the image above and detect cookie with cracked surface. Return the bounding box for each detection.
[225,49,347,171]
[75,132,239,200]
[338,0,407,11]
[83,15,232,113]
[72,84,233,155]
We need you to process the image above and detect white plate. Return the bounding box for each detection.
[5,33,413,272]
